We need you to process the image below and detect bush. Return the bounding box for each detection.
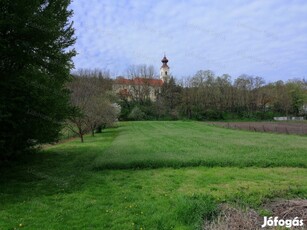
[128,107,146,120]
[203,110,223,120]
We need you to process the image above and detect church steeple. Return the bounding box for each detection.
[160,54,170,83]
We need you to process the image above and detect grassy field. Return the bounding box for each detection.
[0,121,306,229]
[91,121,307,169]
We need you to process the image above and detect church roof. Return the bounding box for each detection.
[161,55,168,63]
[161,55,169,68]
[115,77,163,87]
[161,63,169,68]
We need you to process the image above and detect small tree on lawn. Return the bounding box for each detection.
[67,107,88,143]
[67,70,120,142]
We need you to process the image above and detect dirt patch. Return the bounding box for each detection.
[208,122,307,135]
[203,199,307,229]
[265,199,307,223]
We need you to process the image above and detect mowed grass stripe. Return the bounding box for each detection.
[89,121,307,169]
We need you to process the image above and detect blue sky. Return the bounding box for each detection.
[70,0,307,82]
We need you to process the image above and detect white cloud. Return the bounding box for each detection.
[69,0,307,81]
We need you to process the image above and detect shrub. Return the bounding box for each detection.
[128,107,146,120]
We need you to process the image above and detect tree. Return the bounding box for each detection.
[86,98,120,136]
[0,0,76,159]
[233,75,253,112]
[212,74,232,113]
[128,106,146,120]
[66,75,93,142]
[271,81,291,115]
[126,64,158,103]
[67,70,119,142]
[287,81,306,116]
[159,77,182,118]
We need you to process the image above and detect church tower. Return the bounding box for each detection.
[160,55,170,83]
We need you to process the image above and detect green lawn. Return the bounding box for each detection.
[93,121,307,169]
[1,121,306,229]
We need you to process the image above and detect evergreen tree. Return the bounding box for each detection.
[160,77,182,116]
[0,0,76,159]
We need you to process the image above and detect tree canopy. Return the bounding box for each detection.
[0,0,76,159]
[116,69,307,121]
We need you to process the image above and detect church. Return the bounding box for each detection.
[113,55,170,101]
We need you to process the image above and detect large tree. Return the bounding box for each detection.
[159,77,182,118]
[0,0,76,159]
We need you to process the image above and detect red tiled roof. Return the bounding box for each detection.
[115,77,163,87]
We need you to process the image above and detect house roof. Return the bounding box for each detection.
[115,77,163,87]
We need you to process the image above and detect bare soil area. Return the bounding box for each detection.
[208,122,307,135]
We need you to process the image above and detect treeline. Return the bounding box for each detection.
[119,69,307,121]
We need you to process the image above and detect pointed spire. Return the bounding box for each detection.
[161,54,168,64]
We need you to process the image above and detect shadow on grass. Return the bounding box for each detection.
[0,152,93,207]
[92,159,307,171]
[0,128,119,207]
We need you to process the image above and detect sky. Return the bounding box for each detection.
[69,0,307,82]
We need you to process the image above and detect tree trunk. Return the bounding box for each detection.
[91,129,95,136]
[78,127,84,143]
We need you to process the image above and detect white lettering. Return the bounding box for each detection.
[267,217,273,226]
[261,216,304,228]
[261,216,267,228]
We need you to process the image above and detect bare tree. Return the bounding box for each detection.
[126,64,158,102]
[66,76,93,142]
[67,69,119,142]
[127,64,156,79]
